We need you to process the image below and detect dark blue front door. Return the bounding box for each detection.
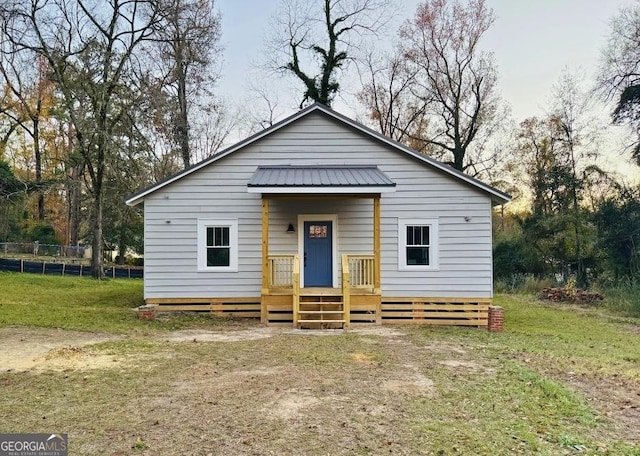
[304,221,333,287]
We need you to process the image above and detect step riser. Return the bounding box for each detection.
[297,292,345,329]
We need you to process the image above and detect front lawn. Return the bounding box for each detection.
[0,272,638,454]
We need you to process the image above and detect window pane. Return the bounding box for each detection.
[406,247,429,265]
[222,226,229,246]
[309,225,327,238]
[421,226,430,246]
[210,226,229,247]
[206,227,214,247]
[415,226,423,245]
[406,226,414,245]
[407,225,429,246]
[207,247,230,267]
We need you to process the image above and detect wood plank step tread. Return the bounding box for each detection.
[298,310,345,315]
[300,295,343,298]
[299,302,344,305]
[297,319,346,323]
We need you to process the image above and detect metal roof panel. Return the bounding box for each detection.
[247,165,396,188]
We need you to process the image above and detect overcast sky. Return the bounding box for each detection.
[216,0,632,121]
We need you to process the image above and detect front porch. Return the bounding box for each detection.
[262,253,382,328]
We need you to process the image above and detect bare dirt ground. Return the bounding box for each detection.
[0,326,123,372]
[0,324,638,454]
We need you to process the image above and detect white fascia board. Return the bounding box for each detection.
[247,186,396,194]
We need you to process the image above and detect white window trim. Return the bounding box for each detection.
[197,219,238,272]
[397,218,439,271]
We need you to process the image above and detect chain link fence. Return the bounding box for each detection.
[1,242,88,258]
[0,242,143,278]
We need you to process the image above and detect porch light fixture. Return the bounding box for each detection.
[287,223,295,233]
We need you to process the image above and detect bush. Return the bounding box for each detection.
[599,281,640,317]
[28,223,60,245]
[495,274,556,294]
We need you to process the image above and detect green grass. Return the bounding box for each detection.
[0,272,230,333]
[401,294,640,455]
[1,273,639,454]
[601,283,640,317]
[496,275,640,318]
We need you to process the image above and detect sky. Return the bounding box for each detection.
[216,0,632,119]
[214,0,638,177]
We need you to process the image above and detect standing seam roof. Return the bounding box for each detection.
[247,165,396,188]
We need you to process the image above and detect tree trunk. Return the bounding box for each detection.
[33,117,45,221]
[65,125,81,250]
[90,191,104,279]
[117,225,127,265]
[69,165,81,247]
[177,49,190,168]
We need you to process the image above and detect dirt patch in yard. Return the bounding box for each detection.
[0,326,123,372]
[564,372,640,443]
[514,352,640,443]
[165,327,277,343]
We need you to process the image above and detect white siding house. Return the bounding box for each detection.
[126,104,510,327]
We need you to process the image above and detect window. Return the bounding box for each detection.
[206,226,230,266]
[197,219,238,272]
[398,219,438,271]
[308,224,328,238]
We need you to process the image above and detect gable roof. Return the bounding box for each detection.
[247,165,396,194]
[125,103,511,206]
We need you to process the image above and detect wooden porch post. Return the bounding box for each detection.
[261,196,269,324]
[373,196,381,292]
[373,195,382,324]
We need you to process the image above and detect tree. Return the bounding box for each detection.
[399,0,500,172]
[149,0,222,168]
[102,115,151,264]
[597,2,640,165]
[593,184,640,282]
[549,71,600,287]
[504,72,603,286]
[0,159,26,242]
[516,117,574,216]
[1,0,160,278]
[512,116,576,278]
[0,46,55,221]
[357,50,430,149]
[267,0,391,107]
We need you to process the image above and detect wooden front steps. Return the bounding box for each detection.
[297,290,345,329]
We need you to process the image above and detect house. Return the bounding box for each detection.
[126,103,510,328]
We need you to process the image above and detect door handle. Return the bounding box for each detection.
[304,252,307,267]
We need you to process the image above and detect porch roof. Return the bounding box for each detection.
[247,165,397,194]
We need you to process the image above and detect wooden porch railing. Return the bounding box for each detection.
[341,255,351,327]
[267,254,296,288]
[347,255,375,288]
[268,254,376,290]
[292,255,300,324]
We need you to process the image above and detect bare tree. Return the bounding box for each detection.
[1,0,160,278]
[550,70,602,287]
[190,100,238,162]
[243,77,284,133]
[399,0,500,172]
[149,0,222,168]
[597,1,640,165]
[357,50,430,149]
[267,0,392,108]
